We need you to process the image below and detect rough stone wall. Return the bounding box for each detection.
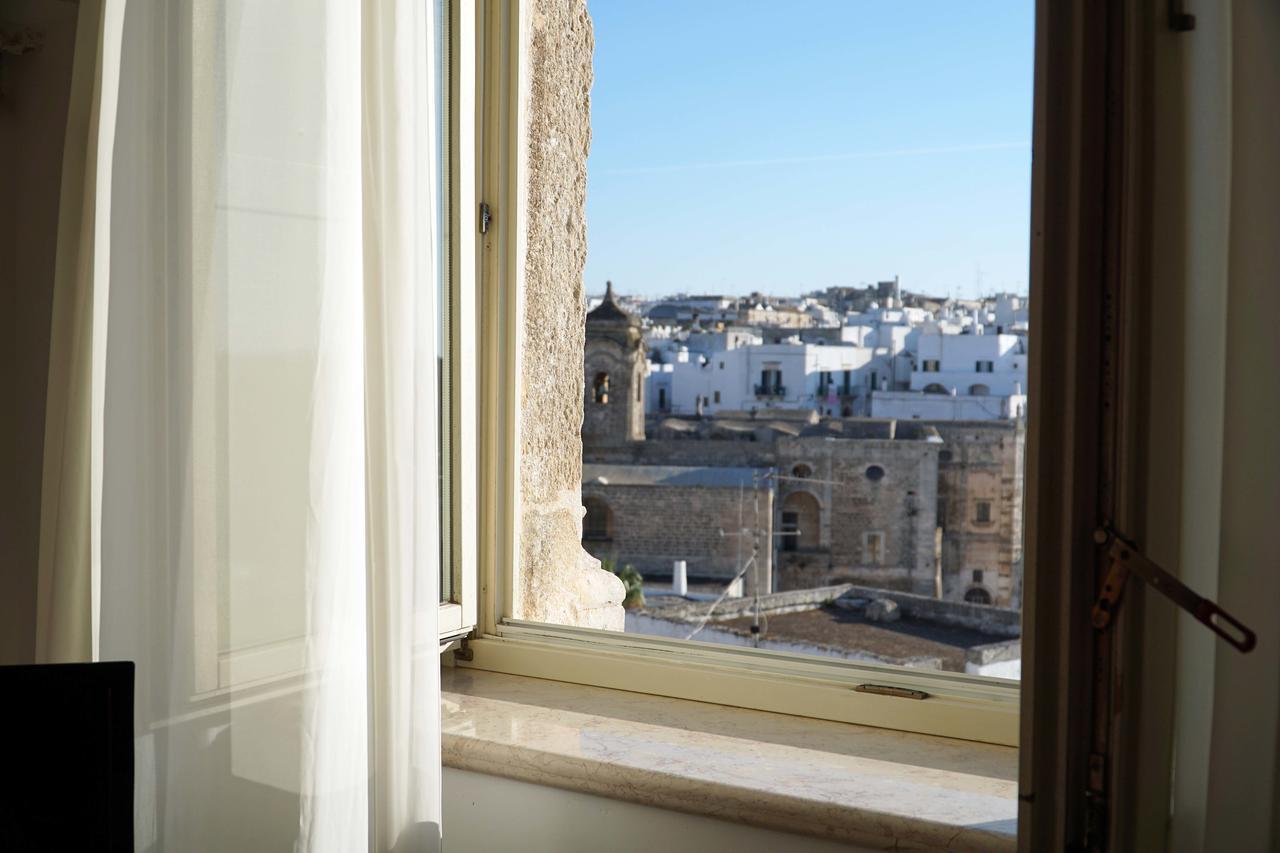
[934,422,1025,606]
[517,0,625,629]
[584,437,776,469]
[775,437,940,595]
[580,483,773,594]
[838,585,1021,638]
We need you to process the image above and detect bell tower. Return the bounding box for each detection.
[583,282,645,445]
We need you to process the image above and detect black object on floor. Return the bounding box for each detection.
[0,661,134,852]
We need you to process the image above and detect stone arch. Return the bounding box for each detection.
[964,586,993,605]
[582,497,613,541]
[781,491,821,551]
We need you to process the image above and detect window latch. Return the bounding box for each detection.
[1091,527,1256,653]
[479,201,492,234]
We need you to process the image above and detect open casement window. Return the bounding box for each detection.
[436,0,481,643]
[183,0,480,693]
[1013,2,1273,849]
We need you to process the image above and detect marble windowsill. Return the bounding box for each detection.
[442,668,1017,852]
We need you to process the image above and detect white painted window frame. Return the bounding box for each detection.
[438,0,481,643]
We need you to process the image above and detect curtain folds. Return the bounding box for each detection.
[36,0,125,665]
[38,1,444,850]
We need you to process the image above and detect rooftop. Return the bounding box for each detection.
[582,463,769,488]
[719,606,1000,672]
[586,280,637,325]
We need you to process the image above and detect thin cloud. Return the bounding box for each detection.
[594,141,1030,176]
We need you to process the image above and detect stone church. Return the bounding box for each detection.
[580,287,1025,607]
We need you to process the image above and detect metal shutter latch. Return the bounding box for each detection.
[1091,527,1257,653]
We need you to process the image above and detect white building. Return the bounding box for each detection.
[644,294,1029,422]
[647,341,878,417]
[870,328,1027,421]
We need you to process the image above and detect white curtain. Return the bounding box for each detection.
[41,0,444,850]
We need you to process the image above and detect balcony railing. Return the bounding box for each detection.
[819,385,858,399]
[754,384,786,398]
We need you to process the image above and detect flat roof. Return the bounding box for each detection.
[583,463,769,488]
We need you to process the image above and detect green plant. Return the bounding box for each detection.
[601,557,644,609]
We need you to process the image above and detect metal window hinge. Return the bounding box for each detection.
[1091,527,1256,652]
[479,202,492,234]
[453,637,475,662]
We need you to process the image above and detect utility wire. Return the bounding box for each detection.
[682,554,757,641]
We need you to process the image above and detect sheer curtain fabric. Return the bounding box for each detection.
[39,0,444,850]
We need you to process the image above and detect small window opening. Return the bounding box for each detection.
[863,532,884,565]
[583,498,613,541]
[592,372,610,404]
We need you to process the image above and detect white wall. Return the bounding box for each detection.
[911,332,1027,397]
[871,391,1025,421]
[1201,0,1280,848]
[1141,2,1280,850]
[653,343,877,415]
[443,768,876,853]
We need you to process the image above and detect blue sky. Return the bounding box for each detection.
[582,1,1034,300]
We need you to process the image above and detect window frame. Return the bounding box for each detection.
[454,0,1024,748]
[438,0,480,642]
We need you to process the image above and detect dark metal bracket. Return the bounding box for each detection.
[1169,0,1196,32]
[1091,527,1256,653]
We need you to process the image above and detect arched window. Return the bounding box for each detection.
[780,491,821,551]
[582,498,613,541]
[592,372,610,404]
[969,383,991,396]
[965,587,993,605]
[791,463,812,479]
[923,383,949,395]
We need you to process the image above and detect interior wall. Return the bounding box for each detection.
[442,768,874,853]
[0,0,80,665]
[1143,2,1280,850]
[1165,4,1234,850]
[1202,1,1280,849]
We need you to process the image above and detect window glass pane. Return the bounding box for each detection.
[554,1,1031,682]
